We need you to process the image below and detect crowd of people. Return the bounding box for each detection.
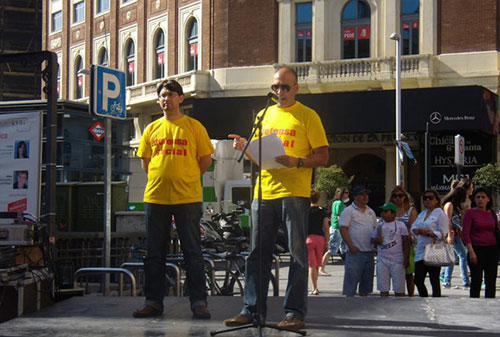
[309,179,499,300]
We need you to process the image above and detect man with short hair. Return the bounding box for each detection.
[339,186,377,297]
[133,79,215,319]
[224,67,329,331]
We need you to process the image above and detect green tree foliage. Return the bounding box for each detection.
[472,163,500,191]
[314,165,354,198]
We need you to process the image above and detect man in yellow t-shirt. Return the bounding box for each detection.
[133,79,215,319]
[224,67,329,331]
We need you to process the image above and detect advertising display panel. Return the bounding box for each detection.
[0,112,41,216]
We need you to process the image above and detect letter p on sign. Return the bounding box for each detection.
[91,65,126,119]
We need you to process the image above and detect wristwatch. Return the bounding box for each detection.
[297,157,304,168]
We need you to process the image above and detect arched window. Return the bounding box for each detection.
[295,2,312,62]
[98,48,108,66]
[154,29,165,79]
[341,0,370,59]
[187,19,198,71]
[125,39,135,86]
[401,0,419,55]
[75,56,83,99]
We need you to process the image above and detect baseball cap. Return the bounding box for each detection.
[351,186,371,196]
[379,202,397,213]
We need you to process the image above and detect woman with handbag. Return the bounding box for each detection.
[411,189,449,297]
[440,187,470,289]
[462,187,499,298]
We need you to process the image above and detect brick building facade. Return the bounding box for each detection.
[42,0,500,207]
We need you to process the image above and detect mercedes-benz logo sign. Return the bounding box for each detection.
[430,111,442,125]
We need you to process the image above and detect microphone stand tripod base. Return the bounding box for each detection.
[210,316,307,337]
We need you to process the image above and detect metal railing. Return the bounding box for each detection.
[120,262,181,296]
[74,267,137,296]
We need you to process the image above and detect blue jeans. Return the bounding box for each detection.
[328,228,346,255]
[343,251,374,296]
[241,197,309,320]
[440,235,470,286]
[143,202,206,311]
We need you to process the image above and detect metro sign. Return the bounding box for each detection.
[91,65,126,119]
[89,121,105,141]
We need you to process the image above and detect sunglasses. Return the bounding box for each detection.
[423,195,435,201]
[271,84,291,92]
[392,193,405,199]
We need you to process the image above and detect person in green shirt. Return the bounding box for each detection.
[319,187,349,275]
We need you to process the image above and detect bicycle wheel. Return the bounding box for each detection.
[208,266,244,296]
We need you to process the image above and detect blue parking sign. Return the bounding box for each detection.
[91,65,126,119]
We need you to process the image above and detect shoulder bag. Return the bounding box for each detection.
[423,231,455,267]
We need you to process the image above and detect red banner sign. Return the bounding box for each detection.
[157,53,164,65]
[190,43,198,57]
[343,27,355,40]
[358,26,370,40]
[128,61,135,74]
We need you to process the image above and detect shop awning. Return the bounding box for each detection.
[192,85,498,138]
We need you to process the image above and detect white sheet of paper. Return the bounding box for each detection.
[247,133,287,169]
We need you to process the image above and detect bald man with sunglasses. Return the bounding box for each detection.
[224,67,329,331]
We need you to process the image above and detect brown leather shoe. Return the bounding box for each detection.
[277,316,306,331]
[192,305,211,319]
[223,314,253,326]
[133,305,163,318]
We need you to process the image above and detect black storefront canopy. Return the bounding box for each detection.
[192,85,498,138]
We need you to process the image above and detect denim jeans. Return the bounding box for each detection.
[343,251,374,296]
[440,235,470,286]
[241,197,309,320]
[143,202,206,311]
[328,228,346,255]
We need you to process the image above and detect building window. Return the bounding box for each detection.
[154,29,165,80]
[295,2,312,62]
[52,11,62,32]
[186,19,198,71]
[125,39,135,86]
[75,56,83,99]
[96,0,109,14]
[341,0,370,59]
[98,48,108,66]
[73,1,85,24]
[401,0,419,55]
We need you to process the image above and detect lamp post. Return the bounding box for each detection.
[390,32,402,186]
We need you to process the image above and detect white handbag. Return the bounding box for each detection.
[423,236,455,267]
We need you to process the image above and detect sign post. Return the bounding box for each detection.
[90,65,126,295]
[455,134,465,178]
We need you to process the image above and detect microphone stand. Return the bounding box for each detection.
[211,94,306,337]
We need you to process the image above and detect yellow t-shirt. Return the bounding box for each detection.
[252,101,328,199]
[137,115,215,205]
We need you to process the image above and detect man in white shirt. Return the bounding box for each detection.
[339,186,377,296]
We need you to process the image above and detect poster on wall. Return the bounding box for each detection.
[0,111,42,217]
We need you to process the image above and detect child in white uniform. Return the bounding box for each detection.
[372,202,410,296]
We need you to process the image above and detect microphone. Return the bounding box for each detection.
[267,92,279,103]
